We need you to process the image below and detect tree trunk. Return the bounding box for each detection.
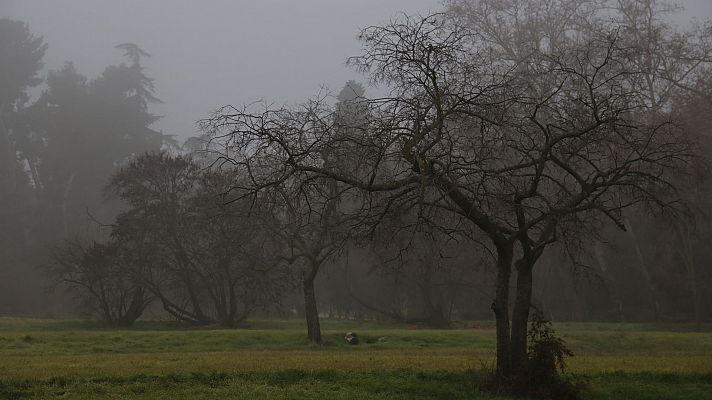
[61,172,76,236]
[117,288,148,327]
[226,278,238,328]
[511,259,533,374]
[594,243,625,322]
[626,219,661,321]
[678,221,701,330]
[492,243,513,378]
[0,102,18,195]
[303,273,322,343]
[419,266,450,328]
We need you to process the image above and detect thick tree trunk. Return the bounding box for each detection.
[511,260,533,374]
[492,244,513,378]
[303,274,322,343]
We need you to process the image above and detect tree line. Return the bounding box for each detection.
[1,0,712,385]
[0,18,169,315]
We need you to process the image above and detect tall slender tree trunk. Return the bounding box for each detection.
[626,219,661,321]
[0,102,18,194]
[511,259,533,372]
[227,279,238,327]
[492,243,513,378]
[594,243,625,322]
[303,267,322,343]
[678,221,701,330]
[61,172,76,236]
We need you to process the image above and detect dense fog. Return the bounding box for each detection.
[3,0,441,138]
[1,0,712,333]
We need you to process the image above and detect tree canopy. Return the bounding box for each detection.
[203,0,707,380]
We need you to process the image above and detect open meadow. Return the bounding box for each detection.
[0,319,711,399]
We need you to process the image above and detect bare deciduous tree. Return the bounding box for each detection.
[255,176,349,342]
[203,2,699,380]
[49,239,151,327]
[110,152,288,327]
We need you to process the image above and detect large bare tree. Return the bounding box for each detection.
[203,0,701,379]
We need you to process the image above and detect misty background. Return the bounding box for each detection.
[3,0,443,139]
[1,0,712,327]
[4,0,708,140]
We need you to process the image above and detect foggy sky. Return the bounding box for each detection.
[3,0,711,141]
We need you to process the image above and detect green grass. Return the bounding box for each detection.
[0,318,711,399]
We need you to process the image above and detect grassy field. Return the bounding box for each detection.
[0,318,711,399]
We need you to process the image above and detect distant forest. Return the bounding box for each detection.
[1,0,711,336]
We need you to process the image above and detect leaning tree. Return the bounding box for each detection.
[204,1,701,379]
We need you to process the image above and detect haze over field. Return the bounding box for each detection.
[2,0,712,330]
[2,1,712,398]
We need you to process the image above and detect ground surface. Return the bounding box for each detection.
[0,319,710,399]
